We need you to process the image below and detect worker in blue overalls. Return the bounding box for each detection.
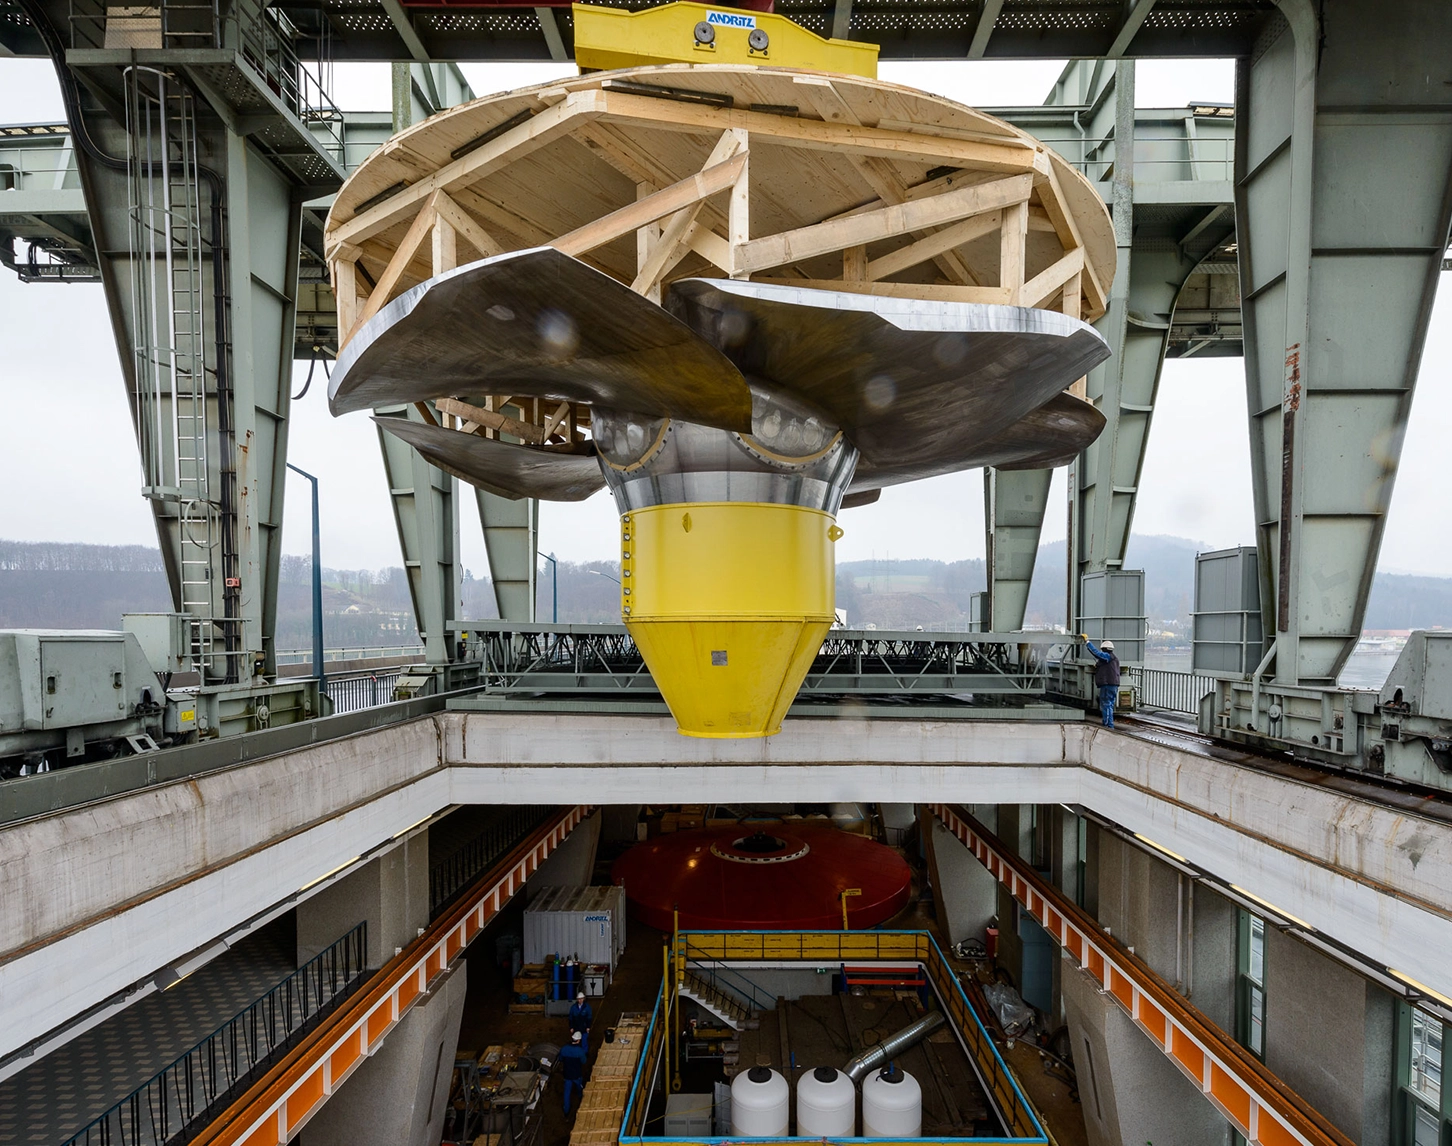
[560,1030,588,1114]
[1082,635,1120,728]
[568,990,594,1053]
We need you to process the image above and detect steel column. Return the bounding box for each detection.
[376,404,461,664]
[478,490,538,621]
[983,466,1051,631]
[1238,0,1452,684]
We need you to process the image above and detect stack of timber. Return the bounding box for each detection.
[568,1014,650,1146]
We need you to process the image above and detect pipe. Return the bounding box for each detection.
[843,1011,945,1082]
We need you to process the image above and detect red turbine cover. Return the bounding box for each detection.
[611,824,911,931]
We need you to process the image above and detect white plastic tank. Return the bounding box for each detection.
[731,1066,790,1137]
[861,1065,922,1138]
[796,1066,856,1137]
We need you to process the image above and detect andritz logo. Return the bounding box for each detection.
[707,10,757,28]
[584,914,611,922]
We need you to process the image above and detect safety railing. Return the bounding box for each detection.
[64,922,367,1146]
[1032,131,1236,184]
[689,961,775,1015]
[1131,666,1216,716]
[186,806,590,1146]
[658,930,1045,1143]
[276,644,424,666]
[928,804,1355,1146]
[325,670,404,716]
[429,805,554,915]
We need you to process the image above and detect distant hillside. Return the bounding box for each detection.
[2,537,1449,642]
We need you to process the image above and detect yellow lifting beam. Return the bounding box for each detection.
[572,1,879,78]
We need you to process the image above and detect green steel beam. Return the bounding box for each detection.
[375,404,461,663]
[477,490,538,622]
[1237,0,1452,685]
[983,466,1052,631]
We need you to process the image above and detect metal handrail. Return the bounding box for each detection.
[689,961,773,1014]
[429,805,554,914]
[184,807,591,1146]
[1129,666,1217,715]
[929,804,1355,1146]
[63,922,367,1146]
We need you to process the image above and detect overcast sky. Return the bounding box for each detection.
[1,56,1448,578]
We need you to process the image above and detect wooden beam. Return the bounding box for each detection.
[736,173,1031,277]
[431,210,456,276]
[333,257,359,339]
[328,89,603,252]
[842,245,867,281]
[688,226,732,272]
[794,76,981,287]
[436,397,546,445]
[345,193,439,345]
[1020,246,1085,309]
[552,151,747,258]
[633,130,746,296]
[433,191,504,261]
[1062,270,1087,398]
[1035,160,1107,316]
[866,209,1000,282]
[596,90,1039,175]
[754,278,1014,305]
[413,400,439,427]
[999,199,1028,299]
[728,130,749,278]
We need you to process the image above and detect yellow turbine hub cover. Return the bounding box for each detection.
[621,502,839,738]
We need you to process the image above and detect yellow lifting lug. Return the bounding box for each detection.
[572,1,879,78]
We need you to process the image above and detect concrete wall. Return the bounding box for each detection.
[528,809,601,890]
[1262,927,1396,1146]
[1061,959,1231,1146]
[922,815,997,947]
[303,961,468,1146]
[298,830,431,970]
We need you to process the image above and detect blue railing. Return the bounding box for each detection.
[64,922,367,1146]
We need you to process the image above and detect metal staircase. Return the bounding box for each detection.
[678,970,754,1030]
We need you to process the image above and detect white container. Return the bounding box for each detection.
[730,1067,789,1137]
[523,885,626,972]
[861,1066,921,1138]
[796,1066,856,1137]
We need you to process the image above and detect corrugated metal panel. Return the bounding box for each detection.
[524,884,625,970]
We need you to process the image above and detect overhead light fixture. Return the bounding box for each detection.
[1133,833,1189,864]
[299,855,362,894]
[1229,884,1314,931]
[1388,970,1452,1011]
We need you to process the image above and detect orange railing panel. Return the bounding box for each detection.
[927,804,1354,1146]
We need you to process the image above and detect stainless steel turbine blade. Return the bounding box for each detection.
[849,392,1107,490]
[668,279,1111,472]
[332,247,753,432]
[374,416,606,502]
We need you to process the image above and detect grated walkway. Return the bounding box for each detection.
[0,919,296,1145]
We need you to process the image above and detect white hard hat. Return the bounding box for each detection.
[571,1030,582,1042]
[1101,640,1115,651]
[577,991,586,1000]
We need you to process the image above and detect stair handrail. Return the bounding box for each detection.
[689,961,772,1014]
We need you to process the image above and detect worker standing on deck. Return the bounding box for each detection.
[560,1030,588,1114]
[1082,636,1120,728]
[569,990,594,1052]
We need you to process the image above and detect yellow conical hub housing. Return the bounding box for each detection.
[621,502,839,737]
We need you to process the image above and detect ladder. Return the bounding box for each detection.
[125,66,226,678]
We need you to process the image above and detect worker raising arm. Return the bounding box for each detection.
[1082,636,1120,730]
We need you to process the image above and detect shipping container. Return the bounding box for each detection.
[523,885,627,972]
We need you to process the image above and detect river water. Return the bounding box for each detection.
[1144,647,1401,691]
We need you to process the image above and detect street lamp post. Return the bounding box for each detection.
[541,552,558,622]
[286,463,326,698]
[588,568,621,585]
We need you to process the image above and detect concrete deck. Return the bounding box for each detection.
[3,711,1450,1066]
